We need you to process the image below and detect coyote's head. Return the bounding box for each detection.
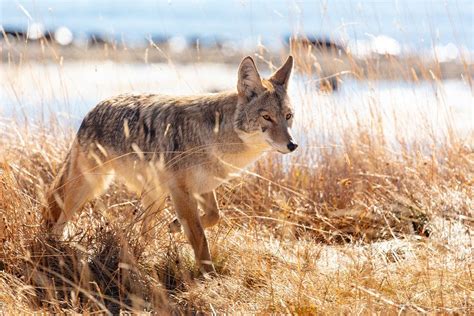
[234,55,298,154]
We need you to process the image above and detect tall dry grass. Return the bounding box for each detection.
[0,36,473,314]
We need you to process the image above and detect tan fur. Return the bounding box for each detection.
[44,56,297,275]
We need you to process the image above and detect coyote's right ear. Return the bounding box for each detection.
[237,56,264,101]
[270,55,293,90]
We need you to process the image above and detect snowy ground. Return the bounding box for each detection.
[0,61,472,146]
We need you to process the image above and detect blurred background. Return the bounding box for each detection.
[0,0,472,140]
[2,0,473,54]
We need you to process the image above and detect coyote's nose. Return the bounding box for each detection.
[287,141,298,152]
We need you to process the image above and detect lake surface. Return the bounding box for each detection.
[1,61,471,149]
[1,0,473,52]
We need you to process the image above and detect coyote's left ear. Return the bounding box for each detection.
[270,55,293,90]
[237,56,264,101]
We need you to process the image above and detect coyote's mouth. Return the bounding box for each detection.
[272,145,291,154]
[265,141,290,154]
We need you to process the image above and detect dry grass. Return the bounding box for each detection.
[0,38,473,314]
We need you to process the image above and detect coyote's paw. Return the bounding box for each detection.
[199,262,217,279]
[169,218,182,233]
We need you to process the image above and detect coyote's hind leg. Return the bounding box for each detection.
[46,145,114,235]
[139,186,166,239]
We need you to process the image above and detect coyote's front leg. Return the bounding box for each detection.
[169,186,215,275]
[198,191,220,228]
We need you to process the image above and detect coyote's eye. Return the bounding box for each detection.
[286,113,293,120]
[262,114,272,121]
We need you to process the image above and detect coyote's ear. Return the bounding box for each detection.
[269,55,293,89]
[237,56,264,101]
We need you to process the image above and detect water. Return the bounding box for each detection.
[1,0,473,51]
[1,61,471,145]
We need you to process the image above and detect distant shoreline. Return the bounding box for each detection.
[2,40,472,83]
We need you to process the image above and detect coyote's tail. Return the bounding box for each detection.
[43,151,71,229]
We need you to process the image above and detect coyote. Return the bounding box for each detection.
[44,55,297,274]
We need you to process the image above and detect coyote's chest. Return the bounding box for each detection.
[183,145,267,193]
[217,147,266,174]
